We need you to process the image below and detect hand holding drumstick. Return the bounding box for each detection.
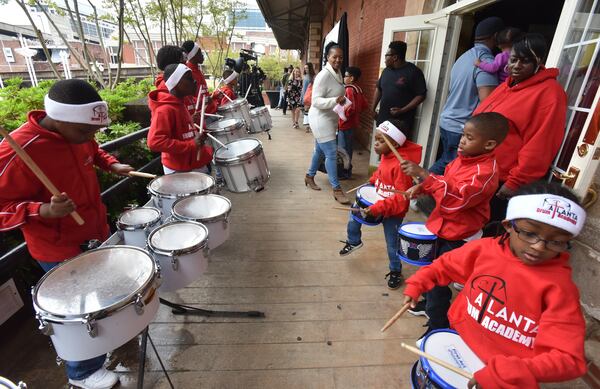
[400,160,430,181]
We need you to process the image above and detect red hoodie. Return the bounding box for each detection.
[368,141,422,217]
[0,111,118,262]
[422,152,499,240]
[184,62,218,116]
[212,85,238,108]
[339,84,368,131]
[473,68,566,191]
[404,238,587,388]
[154,73,206,120]
[147,89,213,172]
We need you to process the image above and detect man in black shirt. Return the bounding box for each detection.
[373,41,427,138]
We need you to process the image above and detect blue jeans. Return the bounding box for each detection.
[425,238,466,329]
[37,260,107,380]
[337,129,353,177]
[347,215,404,272]
[429,128,463,175]
[307,139,340,189]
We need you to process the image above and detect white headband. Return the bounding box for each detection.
[377,120,406,146]
[224,71,239,85]
[165,64,191,91]
[44,94,110,126]
[506,194,586,236]
[186,43,200,61]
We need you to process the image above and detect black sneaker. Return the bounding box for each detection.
[407,300,429,319]
[339,240,363,256]
[385,271,403,289]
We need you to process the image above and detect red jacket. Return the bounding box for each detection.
[155,73,201,119]
[184,62,218,116]
[473,68,567,191]
[0,111,118,262]
[212,85,237,108]
[422,152,499,240]
[339,84,367,131]
[147,89,213,172]
[368,141,422,217]
[404,238,587,388]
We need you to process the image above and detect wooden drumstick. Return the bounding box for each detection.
[332,206,361,212]
[194,124,228,149]
[128,171,157,179]
[244,85,252,99]
[381,133,404,163]
[400,343,474,380]
[194,87,203,112]
[346,183,367,194]
[380,302,411,332]
[196,95,206,160]
[205,113,224,118]
[0,127,85,225]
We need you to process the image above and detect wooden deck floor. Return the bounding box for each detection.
[2,109,586,388]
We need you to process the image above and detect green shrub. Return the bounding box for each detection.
[0,78,54,131]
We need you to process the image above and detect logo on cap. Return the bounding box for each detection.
[91,105,108,122]
[537,197,578,225]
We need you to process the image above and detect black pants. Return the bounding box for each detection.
[281,96,288,114]
[425,238,466,329]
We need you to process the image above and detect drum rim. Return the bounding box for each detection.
[356,185,382,207]
[147,172,216,198]
[33,245,158,321]
[116,207,162,231]
[216,97,248,112]
[419,328,471,389]
[250,106,269,113]
[399,222,437,241]
[147,220,209,256]
[172,194,232,223]
[214,138,263,165]
[206,118,245,133]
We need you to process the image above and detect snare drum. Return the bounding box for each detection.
[172,194,232,250]
[116,207,162,248]
[206,118,247,149]
[214,138,270,192]
[410,329,484,389]
[351,185,384,226]
[147,221,209,292]
[217,97,252,129]
[397,222,437,266]
[32,246,160,361]
[249,106,272,133]
[147,172,215,219]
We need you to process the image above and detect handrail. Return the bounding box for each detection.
[100,127,149,152]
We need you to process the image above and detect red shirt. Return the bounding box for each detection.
[0,111,118,262]
[147,89,213,172]
[211,85,237,108]
[339,84,367,131]
[368,141,422,217]
[473,68,567,191]
[404,238,587,388]
[422,152,499,240]
[155,73,200,119]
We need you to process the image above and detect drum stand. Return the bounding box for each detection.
[159,298,265,318]
[137,327,174,389]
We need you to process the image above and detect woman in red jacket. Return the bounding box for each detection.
[473,33,567,230]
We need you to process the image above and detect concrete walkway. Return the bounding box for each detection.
[2,109,586,388]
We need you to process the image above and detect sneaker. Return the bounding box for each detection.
[385,271,403,289]
[452,282,464,291]
[69,367,119,389]
[407,300,429,318]
[339,240,363,256]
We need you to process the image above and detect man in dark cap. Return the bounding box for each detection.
[428,16,504,175]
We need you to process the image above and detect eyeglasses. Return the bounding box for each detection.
[510,221,571,252]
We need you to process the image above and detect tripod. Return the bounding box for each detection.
[159,298,265,318]
[137,327,174,389]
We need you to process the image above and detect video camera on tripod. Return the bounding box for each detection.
[224,49,266,107]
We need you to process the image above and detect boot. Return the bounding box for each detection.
[333,188,350,204]
[304,175,321,191]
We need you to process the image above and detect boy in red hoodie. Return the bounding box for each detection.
[181,40,218,118]
[212,69,238,108]
[338,66,368,179]
[148,63,213,174]
[401,181,587,388]
[400,112,509,333]
[339,120,422,289]
[0,79,133,388]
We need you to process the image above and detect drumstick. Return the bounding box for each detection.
[205,113,224,118]
[380,302,411,332]
[194,87,203,112]
[128,171,157,179]
[194,123,229,149]
[382,133,404,163]
[0,127,85,225]
[196,95,206,160]
[332,206,361,212]
[346,183,367,194]
[244,85,252,99]
[400,343,474,380]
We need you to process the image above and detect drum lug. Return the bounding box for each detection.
[171,256,179,271]
[203,246,210,257]
[134,293,145,315]
[222,218,229,229]
[83,315,98,338]
[248,177,264,192]
[36,313,53,336]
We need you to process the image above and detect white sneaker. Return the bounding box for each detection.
[409,199,419,212]
[69,367,119,389]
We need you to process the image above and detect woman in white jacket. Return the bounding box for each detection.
[305,45,350,204]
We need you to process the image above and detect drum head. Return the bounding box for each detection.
[420,330,484,388]
[117,207,161,229]
[250,106,268,114]
[399,222,437,240]
[215,138,262,163]
[34,247,154,317]
[358,185,383,205]
[148,172,215,197]
[207,118,244,132]
[218,98,247,111]
[173,194,231,222]
[149,221,208,252]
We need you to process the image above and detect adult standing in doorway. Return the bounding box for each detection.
[473,33,567,229]
[305,45,350,204]
[373,41,427,140]
[429,16,504,175]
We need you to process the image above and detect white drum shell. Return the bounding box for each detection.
[217,98,252,131]
[37,292,159,361]
[204,220,229,250]
[249,107,272,133]
[216,150,269,193]
[117,208,162,248]
[152,250,208,292]
[206,119,247,149]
